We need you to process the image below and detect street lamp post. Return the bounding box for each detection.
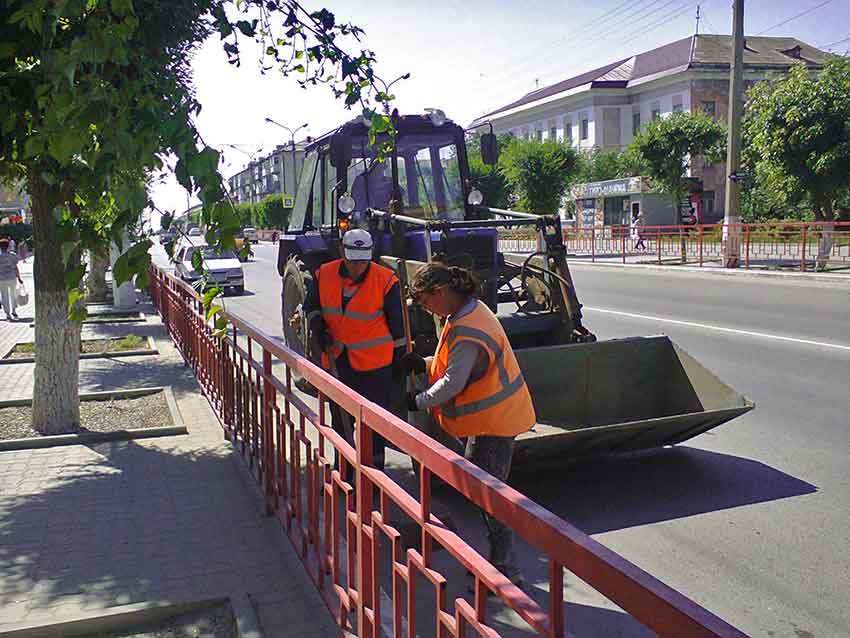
[264,118,308,200]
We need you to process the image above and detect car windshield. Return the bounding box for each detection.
[346,132,465,221]
[186,246,238,261]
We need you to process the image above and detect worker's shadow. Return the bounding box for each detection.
[510,445,817,535]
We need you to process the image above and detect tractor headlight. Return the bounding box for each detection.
[338,194,355,214]
[467,189,484,206]
[425,108,446,127]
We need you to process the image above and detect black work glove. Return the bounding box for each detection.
[309,315,332,349]
[405,391,420,412]
[399,352,426,375]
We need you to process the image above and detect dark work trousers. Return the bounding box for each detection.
[464,435,516,569]
[331,352,392,471]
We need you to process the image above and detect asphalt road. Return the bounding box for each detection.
[202,243,850,637]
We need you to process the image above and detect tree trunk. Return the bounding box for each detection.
[29,178,81,434]
[87,251,109,303]
[814,201,835,272]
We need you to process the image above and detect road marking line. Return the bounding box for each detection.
[583,307,850,352]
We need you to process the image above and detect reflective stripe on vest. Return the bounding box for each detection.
[428,301,536,438]
[318,259,398,371]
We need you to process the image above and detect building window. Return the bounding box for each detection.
[564,119,572,143]
[549,126,557,141]
[701,100,716,117]
[632,112,641,136]
[580,114,589,140]
[651,102,661,120]
[536,129,543,142]
[672,96,683,113]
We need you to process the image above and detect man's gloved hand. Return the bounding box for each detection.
[309,315,332,349]
[405,391,420,412]
[399,352,426,375]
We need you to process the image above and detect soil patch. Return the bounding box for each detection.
[89,602,237,638]
[0,392,173,440]
[5,335,150,359]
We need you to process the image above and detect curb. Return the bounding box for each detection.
[0,598,241,638]
[0,386,186,451]
[566,259,850,284]
[0,335,159,365]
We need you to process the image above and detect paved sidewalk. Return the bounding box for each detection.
[0,274,337,636]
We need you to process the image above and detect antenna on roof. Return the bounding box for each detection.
[695,4,701,35]
[534,77,540,89]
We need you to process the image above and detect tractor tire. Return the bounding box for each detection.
[281,256,318,395]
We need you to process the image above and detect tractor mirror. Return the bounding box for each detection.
[480,133,498,165]
[329,135,351,168]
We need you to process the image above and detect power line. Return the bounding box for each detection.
[755,0,835,36]
[818,36,850,49]
[621,1,700,46]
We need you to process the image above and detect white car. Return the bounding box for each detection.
[187,227,204,237]
[175,240,244,295]
[242,227,258,243]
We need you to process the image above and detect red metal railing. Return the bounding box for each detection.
[499,222,850,271]
[150,264,748,638]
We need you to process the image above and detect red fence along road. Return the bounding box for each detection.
[499,222,850,271]
[150,264,748,638]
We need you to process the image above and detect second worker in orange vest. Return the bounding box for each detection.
[400,263,536,586]
[304,229,406,470]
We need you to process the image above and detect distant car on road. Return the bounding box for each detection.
[187,227,204,237]
[174,239,244,295]
[242,227,258,243]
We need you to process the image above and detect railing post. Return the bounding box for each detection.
[801,225,808,272]
[263,349,276,515]
[621,226,626,264]
[657,227,661,264]
[745,225,751,269]
[591,224,596,262]
[699,225,704,267]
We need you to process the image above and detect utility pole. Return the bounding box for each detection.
[723,0,744,268]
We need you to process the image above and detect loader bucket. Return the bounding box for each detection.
[512,336,754,465]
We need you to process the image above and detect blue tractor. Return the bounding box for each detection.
[277,111,753,464]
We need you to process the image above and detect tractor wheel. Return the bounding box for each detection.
[281,257,318,395]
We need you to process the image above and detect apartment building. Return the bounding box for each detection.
[227,141,309,206]
[471,34,831,222]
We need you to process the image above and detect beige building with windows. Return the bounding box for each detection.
[471,34,831,222]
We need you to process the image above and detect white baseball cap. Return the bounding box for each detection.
[342,228,373,261]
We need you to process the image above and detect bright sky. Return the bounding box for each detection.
[148,0,850,226]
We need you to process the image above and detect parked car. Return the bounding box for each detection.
[174,239,244,294]
[188,227,204,237]
[242,227,258,243]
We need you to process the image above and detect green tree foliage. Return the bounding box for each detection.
[0,0,399,433]
[498,139,580,215]
[630,111,726,218]
[743,56,850,223]
[573,146,650,183]
[251,194,290,229]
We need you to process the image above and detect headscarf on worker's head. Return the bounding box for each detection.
[409,262,479,301]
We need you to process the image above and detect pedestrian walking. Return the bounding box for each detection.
[303,228,406,470]
[399,263,536,585]
[632,209,647,250]
[0,238,23,320]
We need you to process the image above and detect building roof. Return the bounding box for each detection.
[473,34,831,124]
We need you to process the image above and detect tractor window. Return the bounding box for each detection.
[288,151,319,231]
[345,133,464,221]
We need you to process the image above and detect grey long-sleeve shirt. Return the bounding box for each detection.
[415,298,489,410]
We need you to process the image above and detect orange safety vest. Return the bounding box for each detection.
[428,300,536,438]
[318,259,399,371]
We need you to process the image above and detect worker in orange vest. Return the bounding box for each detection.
[400,263,536,585]
[304,229,406,470]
